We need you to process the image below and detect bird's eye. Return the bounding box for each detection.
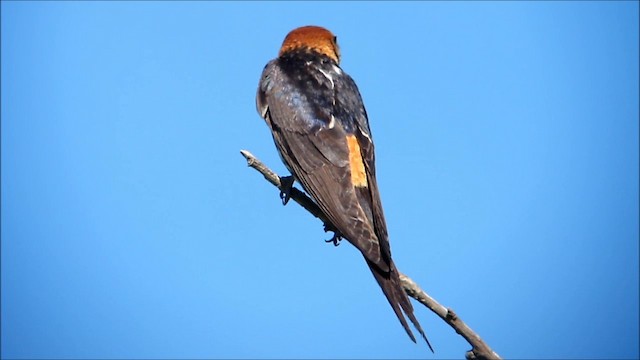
[333,36,338,45]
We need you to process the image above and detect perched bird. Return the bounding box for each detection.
[256,25,432,351]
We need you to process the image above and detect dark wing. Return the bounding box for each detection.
[256,60,389,272]
[333,72,392,266]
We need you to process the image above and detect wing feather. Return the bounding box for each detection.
[334,73,393,265]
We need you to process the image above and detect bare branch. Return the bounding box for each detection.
[399,275,501,360]
[240,149,501,360]
[239,150,338,233]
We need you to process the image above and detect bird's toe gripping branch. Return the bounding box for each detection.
[325,233,343,246]
[279,175,295,205]
[323,223,343,246]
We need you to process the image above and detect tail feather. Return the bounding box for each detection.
[366,259,434,352]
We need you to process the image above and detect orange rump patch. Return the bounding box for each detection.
[346,135,368,187]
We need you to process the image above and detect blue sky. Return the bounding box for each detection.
[1,1,638,359]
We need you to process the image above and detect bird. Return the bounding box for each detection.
[256,25,433,351]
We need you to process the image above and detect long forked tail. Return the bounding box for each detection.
[366,259,434,352]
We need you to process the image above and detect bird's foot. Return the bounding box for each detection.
[279,175,295,205]
[325,231,343,247]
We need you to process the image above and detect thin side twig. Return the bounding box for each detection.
[240,149,501,360]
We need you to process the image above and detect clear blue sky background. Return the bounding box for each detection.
[2,2,638,359]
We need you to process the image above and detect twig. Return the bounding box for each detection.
[240,149,501,360]
[399,275,501,360]
[239,151,339,233]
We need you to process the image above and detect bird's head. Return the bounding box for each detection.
[279,26,341,64]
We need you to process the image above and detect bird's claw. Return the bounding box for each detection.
[325,232,343,247]
[279,175,295,205]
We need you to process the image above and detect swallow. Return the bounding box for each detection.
[256,25,433,351]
